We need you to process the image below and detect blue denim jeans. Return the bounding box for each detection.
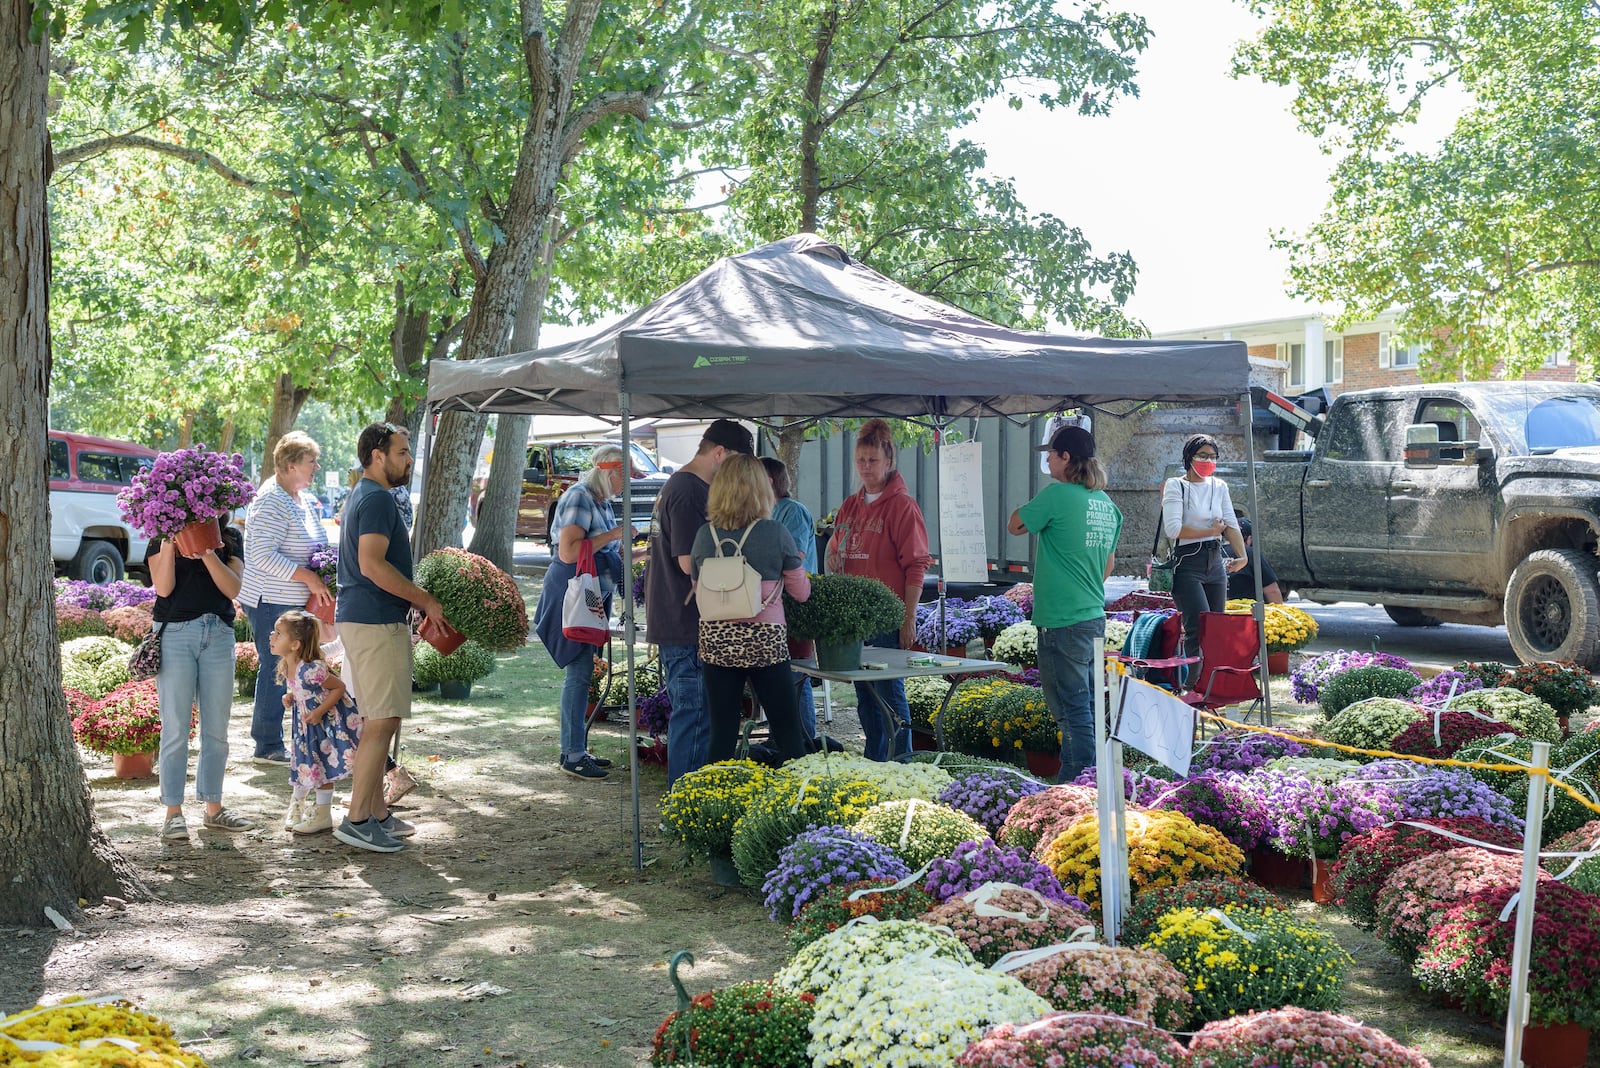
[1038,618,1105,784]
[560,657,592,762]
[662,643,709,785]
[794,669,817,746]
[156,614,236,806]
[855,630,912,761]
[246,601,298,757]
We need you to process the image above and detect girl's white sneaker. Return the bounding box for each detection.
[291,804,333,836]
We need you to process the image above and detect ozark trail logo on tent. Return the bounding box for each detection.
[692,355,748,369]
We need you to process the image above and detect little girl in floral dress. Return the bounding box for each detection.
[269,609,362,835]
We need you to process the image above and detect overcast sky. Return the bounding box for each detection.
[967,0,1334,335]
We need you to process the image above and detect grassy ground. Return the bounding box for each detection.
[0,591,1585,1066]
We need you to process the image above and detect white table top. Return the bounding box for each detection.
[791,646,1014,683]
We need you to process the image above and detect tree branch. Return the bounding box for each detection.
[53,134,294,198]
[558,86,663,164]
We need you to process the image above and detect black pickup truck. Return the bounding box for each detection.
[1217,382,1600,668]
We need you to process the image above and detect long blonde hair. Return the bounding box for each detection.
[707,453,775,528]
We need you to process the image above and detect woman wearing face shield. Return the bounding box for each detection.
[1162,433,1249,662]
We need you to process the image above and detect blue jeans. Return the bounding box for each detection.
[1038,618,1104,784]
[560,657,592,762]
[246,601,298,757]
[794,669,817,746]
[156,614,236,806]
[855,630,912,761]
[662,643,709,784]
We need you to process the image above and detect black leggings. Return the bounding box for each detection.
[1173,544,1226,660]
[702,660,809,765]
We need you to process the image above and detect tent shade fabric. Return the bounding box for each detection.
[426,234,1249,419]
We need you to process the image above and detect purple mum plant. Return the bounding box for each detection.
[636,688,672,737]
[54,578,157,611]
[1342,762,1525,833]
[762,825,910,920]
[922,837,1083,909]
[1191,727,1312,774]
[1134,773,1274,850]
[116,445,255,538]
[1409,669,1486,707]
[969,595,1026,642]
[1245,769,1405,859]
[937,770,1046,836]
[1291,649,1415,705]
[914,600,981,649]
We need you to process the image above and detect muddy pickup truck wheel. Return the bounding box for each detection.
[1506,548,1600,667]
[70,539,125,585]
[1383,606,1442,628]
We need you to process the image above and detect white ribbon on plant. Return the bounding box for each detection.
[847,860,933,900]
[898,798,922,852]
[1202,907,1259,942]
[960,881,1053,923]
[1430,678,1462,745]
[989,933,1104,974]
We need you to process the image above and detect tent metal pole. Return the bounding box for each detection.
[621,394,642,871]
[1239,391,1272,724]
[412,406,432,559]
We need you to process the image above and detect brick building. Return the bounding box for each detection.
[1154,311,1577,400]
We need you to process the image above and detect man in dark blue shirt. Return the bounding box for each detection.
[335,422,446,853]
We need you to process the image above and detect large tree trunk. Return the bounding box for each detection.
[0,2,147,925]
[261,372,311,481]
[386,281,431,436]
[468,232,553,569]
[777,422,809,497]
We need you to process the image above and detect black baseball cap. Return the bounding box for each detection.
[701,418,754,454]
[1035,424,1096,458]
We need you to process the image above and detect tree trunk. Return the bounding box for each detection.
[777,422,809,497]
[468,232,553,569]
[386,281,431,434]
[218,417,235,453]
[0,4,147,925]
[261,372,311,480]
[178,410,194,448]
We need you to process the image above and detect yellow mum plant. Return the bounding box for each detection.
[1039,808,1246,910]
[0,996,211,1066]
[660,760,794,861]
[1224,599,1319,654]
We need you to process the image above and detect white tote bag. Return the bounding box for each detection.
[561,539,610,645]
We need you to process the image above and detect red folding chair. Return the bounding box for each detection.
[1181,611,1265,726]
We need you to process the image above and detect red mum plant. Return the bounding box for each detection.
[1188,1007,1432,1068]
[651,981,814,1067]
[1329,817,1524,931]
[788,878,937,954]
[63,687,95,720]
[1416,881,1600,1027]
[416,547,529,652]
[72,680,163,755]
[1502,659,1600,719]
[1389,709,1516,760]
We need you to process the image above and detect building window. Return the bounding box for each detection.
[1280,342,1306,388]
[1379,333,1421,369]
[1544,348,1570,368]
[1324,338,1343,383]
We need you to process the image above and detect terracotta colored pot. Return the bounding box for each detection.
[419,615,466,656]
[173,518,223,557]
[306,595,336,626]
[586,700,608,723]
[1267,651,1291,675]
[1522,1021,1590,1068]
[1311,856,1337,904]
[1249,845,1311,889]
[1024,749,1061,779]
[112,750,156,779]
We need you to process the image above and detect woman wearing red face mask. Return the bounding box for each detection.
[1162,433,1249,662]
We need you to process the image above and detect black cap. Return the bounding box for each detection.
[701,418,754,454]
[1035,424,1095,458]
[1237,516,1253,539]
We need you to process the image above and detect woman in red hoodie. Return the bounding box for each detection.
[824,419,930,760]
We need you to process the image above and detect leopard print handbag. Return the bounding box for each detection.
[698,619,789,669]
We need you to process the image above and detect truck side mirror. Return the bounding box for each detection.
[1404,424,1490,468]
[524,467,548,486]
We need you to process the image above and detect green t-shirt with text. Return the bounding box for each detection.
[1016,481,1122,629]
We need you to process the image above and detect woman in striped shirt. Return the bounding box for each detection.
[239,431,333,768]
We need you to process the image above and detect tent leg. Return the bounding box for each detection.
[412,407,433,559]
[621,395,642,872]
[1239,391,1272,725]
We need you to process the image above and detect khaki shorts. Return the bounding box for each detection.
[339,621,413,721]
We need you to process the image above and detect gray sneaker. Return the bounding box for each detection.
[159,815,188,840]
[377,814,416,839]
[333,816,404,853]
[560,755,608,780]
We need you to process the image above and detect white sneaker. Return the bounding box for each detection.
[291,804,333,836]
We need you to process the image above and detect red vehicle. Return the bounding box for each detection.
[473,438,669,541]
[48,429,158,583]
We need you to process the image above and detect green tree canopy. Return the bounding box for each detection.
[1237,0,1600,379]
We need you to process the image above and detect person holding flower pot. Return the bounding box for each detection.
[149,517,253,838]
[334,422,447,853]
[1006,423,1122,784]
[238,431,334,767]
[691,453,812,766]
[533,443,631,781]
[824,418,930,760]
[1162,433,1248,662]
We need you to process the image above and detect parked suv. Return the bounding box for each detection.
[473,438,670,541]
[49,430,158,583]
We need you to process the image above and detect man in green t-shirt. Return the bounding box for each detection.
[1008,424,1123,783]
